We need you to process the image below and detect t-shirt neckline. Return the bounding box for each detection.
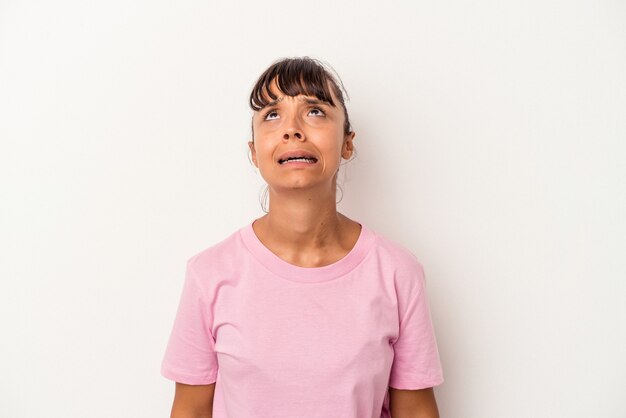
[239,219,376,283]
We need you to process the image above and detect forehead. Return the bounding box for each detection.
[255,78,339,110]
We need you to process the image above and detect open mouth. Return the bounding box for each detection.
[278,156,318,165]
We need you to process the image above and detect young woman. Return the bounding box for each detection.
[161,57,444,418]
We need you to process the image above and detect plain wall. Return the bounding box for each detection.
[1,0,624,417]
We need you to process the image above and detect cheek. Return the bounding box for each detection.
[253,142,277,167]
[253,124,278,146]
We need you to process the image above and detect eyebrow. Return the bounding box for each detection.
[265,97,283,108]
[301,97,331,106]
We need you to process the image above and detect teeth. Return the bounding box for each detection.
[280,157,316,164]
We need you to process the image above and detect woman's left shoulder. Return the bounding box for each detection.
[365,225,425,272]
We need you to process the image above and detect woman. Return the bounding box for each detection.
[162,56,443,417]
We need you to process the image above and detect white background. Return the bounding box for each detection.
[1,1,625,417]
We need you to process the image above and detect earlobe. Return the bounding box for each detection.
[342,132,355,159]
[248,140,257,167]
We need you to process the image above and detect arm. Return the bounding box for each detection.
[170,382,216,418]
[388,387,439,418]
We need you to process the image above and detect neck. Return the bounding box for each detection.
[260,184,344,250]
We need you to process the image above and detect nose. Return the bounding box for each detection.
[283,131,303,141]
[282,114,305,141]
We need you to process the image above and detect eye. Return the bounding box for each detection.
[308,107,325,117]
[264,110,279,121]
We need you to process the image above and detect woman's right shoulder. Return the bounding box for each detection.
[185,225,248,275]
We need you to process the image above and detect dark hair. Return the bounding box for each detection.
[249,56,352,137]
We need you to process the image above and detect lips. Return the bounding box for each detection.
[277,149,319,165]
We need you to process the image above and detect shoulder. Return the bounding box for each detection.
[185,225,248,279]
[367,226,427,292]
[369,227,425,273]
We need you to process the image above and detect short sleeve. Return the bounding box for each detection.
[389,261,444,390]
[161,260,218,385]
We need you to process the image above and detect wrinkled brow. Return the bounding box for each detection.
[261,96,333,109]
[301,97,332,107]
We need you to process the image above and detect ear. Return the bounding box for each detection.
[342,131,356,159]
[248,140,257,167]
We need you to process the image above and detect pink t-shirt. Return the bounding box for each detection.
[161,220,443,417]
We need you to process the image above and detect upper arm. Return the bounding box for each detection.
[388,387,439,418]
[170,382,216,418]
[389,260,443,389]
[161,262,219,385]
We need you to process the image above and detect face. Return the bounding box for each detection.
[248,79,355,191]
